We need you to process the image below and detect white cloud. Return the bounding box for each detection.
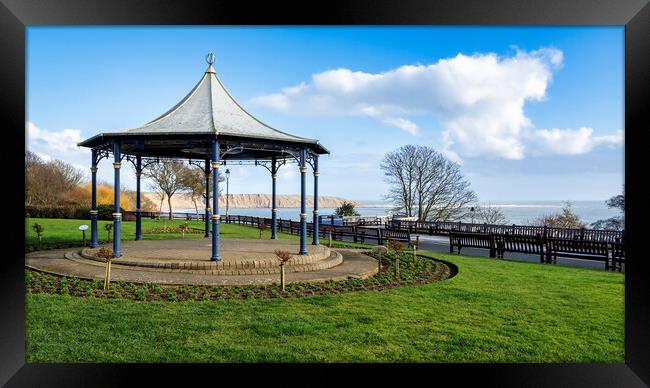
[25,121,140,189]
[381,117,418,135]
[280,166,297,180]
[530,127,624,155]
[250,47,620,160]
[26,121,89,172]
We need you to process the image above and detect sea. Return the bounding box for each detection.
[176,200,620,226]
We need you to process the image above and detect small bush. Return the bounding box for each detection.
[32,223,45,246]
[97,204,125,220]
[257,222,268,238]
[386,239,403,255]
[274,250,292,264]
[136,287,148,301]
[96,246,115,260]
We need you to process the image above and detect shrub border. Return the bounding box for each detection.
[25,252,457,301]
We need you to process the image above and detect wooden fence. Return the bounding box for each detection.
[220,214,409,245]
[125,211,623,243]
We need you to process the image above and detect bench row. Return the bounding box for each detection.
[449,231,624,271]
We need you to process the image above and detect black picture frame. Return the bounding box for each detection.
[1,0,648,386]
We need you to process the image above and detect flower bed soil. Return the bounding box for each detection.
[25,252,456,301]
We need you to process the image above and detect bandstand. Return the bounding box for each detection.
[78,53,329,261]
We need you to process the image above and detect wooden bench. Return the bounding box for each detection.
[355,227,381,243]
[317,225,356,241]
[449,231,495,257]
[610,240,625,272]
[493,233,545,262]
[545,238,610,269]
[380,229,411,245]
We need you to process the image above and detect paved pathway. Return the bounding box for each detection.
[25,248,378,286]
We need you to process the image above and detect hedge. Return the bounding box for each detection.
[26,205,126,220]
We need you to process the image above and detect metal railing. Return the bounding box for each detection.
[387,219,623,243]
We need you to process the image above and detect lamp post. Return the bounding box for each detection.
[470,207,475,224]
[225,168,230,217]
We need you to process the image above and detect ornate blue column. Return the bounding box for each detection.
[90,149,99,248]
[312,154,319,245]
[211,140,221,261]
[271,156,278,239]
[135,155,142,241]
[112,142,122,257]
[299,147,308,255]
[204,158,211,238]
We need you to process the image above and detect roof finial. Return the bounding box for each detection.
[206,52,215,65]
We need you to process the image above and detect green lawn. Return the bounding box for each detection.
[25,219,624,362]
[25,217,368,251]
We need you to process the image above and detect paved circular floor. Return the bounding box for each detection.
[79,238,332,275]
[85,238,327,263]
[25,239,380,285]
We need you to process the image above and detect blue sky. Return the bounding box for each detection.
[26,26,624,203]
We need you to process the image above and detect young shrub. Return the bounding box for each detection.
[31,223,45,249]
[59,277,69,295]
[91,279,102,290]
[96,246,115,290]
[386,239,402,278]
[136,286,148,301]
[274,249,292,292]
[410,236,420,266]
[69,276,81,290]
[257,222,268,239]
[165,288,177,301]
[179,222,189,238]
[386,239,403,255]
[104,223,113,243]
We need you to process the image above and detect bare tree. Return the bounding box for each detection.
[380,145,418,217]
[180,165,225,216]
[153,191,165,213]
[475,203,508,225]
[591,188,624,231]
[25,151,44,205]
[529,201,586,228]
[381,145,477,222]
[143,159,190,219]
[179,166,204,216]
[25,151,85,206]
[48,159,84,191]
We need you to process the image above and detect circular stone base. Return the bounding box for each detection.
[79,238,338,275]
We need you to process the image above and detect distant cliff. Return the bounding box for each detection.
[142,192,361,211]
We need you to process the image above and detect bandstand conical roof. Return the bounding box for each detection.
[78,55,328,159]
